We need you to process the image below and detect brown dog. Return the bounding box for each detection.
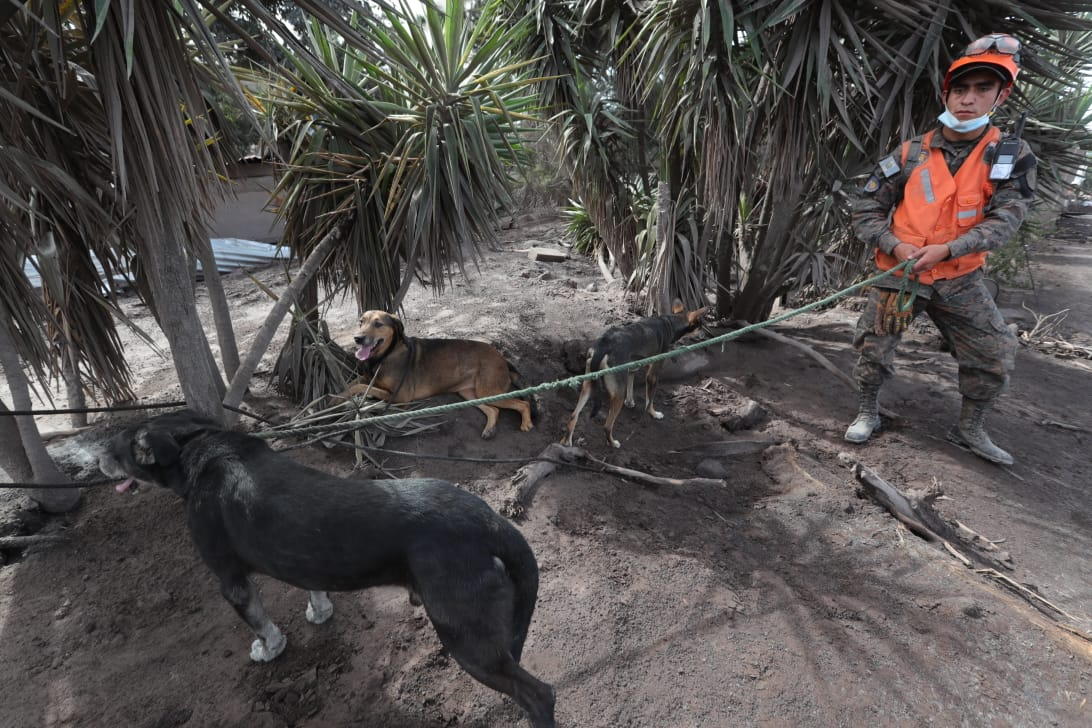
[340,310,534,439]
[562,301,706,449]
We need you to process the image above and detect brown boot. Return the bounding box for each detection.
[948,397,1014,465]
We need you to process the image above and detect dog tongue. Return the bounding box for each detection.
[355,344,375,361]
[115,478,134,494]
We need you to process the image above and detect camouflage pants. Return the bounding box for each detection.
[852,270,1017,401]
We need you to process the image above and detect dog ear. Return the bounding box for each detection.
[386,313,404,338]
[133,427,182,468]
[671,298,684,314]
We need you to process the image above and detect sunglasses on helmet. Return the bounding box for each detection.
[964,34,1021,61]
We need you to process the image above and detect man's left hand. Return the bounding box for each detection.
[908,243,951,273]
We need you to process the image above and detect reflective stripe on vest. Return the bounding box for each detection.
[920,168,936,204]
[875,127,999,284]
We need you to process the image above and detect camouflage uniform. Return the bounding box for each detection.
[851,126,1035,400]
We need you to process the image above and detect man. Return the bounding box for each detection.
[846,34,1037,466]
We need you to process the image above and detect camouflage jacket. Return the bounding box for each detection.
[852,126,1037,263]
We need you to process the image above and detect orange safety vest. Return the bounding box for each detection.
[876,127,1000,284]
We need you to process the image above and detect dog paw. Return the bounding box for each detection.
[480,428,497,440]
[250,632,287,662]
[650,410,664,420]
[610,438,621,449]
[306,592,334,624]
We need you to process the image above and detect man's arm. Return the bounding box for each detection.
[851,154,905,255]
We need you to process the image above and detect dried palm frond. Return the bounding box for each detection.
[271,309,357,404]
[269,397,444,469]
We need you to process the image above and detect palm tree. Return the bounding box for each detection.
[520,1,1092,319]
[4,0,1091,514]
[1,0,547,508]
[0,0,261,509]
[219,0,544,403]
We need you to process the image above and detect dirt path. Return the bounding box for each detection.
[2,212,1090,727]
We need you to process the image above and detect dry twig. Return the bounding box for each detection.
[504,443,726,518]
[974,569,1078,621]
[1017,306,1092,360]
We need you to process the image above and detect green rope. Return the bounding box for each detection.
[255,260,914,441]
[896,266,920,311]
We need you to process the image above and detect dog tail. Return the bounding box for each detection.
[496,526,541,663]
[507,362,539,419]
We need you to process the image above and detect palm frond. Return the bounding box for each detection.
[236,0,542,311]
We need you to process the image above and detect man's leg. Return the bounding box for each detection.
[929,273,1018,465]
[846,288,906,443]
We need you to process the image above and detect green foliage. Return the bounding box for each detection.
[562,201,600,256]
[272,307,358,403]
[987,205,1058,289]
[522,0,1092,320]
[238,0,543,312]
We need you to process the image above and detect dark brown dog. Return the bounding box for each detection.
[340,310,534,439]
[98,410,555,728]
[562,300,707,449]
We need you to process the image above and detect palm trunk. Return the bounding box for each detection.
[222,222,345,425]
[143,229,225,423]
[62,339,87,428]
[0,321,80,513]
[195,237,241,380]
[648,180,675,315]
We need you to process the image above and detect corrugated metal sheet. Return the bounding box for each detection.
[196,238,286,275]
[22,238,285,289]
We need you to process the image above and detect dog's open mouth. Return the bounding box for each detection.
[355,340,380,361]
[114,477,137,494]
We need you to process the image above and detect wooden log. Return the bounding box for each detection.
[845,457,939,542]
[840,452,1012,571]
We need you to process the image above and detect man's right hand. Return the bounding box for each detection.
[892,242,919,261]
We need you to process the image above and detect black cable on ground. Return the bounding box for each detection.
[0,401,188,417]
[0,478,115,489]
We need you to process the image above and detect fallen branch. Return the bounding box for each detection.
[953,520,1009,557]
[1020,304,1069,341]
[839,453,1012,571]
[0,534,67,548]
[503,443,726,518]
[834,457,1092,636]
[975,568,1078,622]
[841,454,940,542]
[1037,419,1090,433]
[504,444,568,517]
[750,326,899,419]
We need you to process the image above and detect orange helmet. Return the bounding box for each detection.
[943,34,1020,92]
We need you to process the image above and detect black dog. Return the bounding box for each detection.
[98,410,555,728]
[562,300,707,449]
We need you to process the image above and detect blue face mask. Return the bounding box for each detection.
[938,109,991,133]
